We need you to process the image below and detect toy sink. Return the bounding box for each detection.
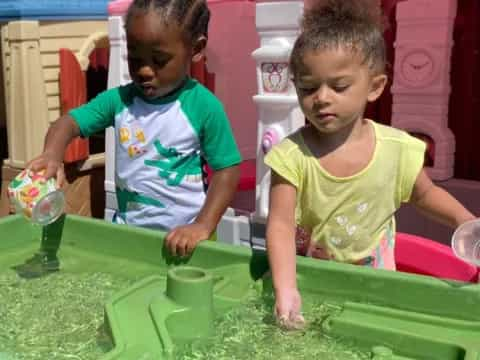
[0,214,479,360]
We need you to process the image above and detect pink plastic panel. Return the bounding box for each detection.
[107,0,254,17]
[395,232,479,283]
[206,0,259,160]
[108,0,133,15]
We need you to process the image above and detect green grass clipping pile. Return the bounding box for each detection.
[0,272,371,360]
[0,271,132,360]
[176,291,371,360]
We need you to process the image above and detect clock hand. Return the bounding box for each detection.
[410,61,430,70]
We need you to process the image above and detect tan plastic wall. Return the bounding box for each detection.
[0,38,6,130]
[1,20,108,169]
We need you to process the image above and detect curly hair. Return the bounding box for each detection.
[290,0,386,77]
[125,0,210,43]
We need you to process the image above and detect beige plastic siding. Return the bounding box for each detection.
[0,24,6,129]
[48,109,60,124]
[1,25,9,130]
[2,20,108,169]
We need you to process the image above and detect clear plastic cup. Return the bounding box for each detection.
[7,169,65,226]
[451,219,480,266]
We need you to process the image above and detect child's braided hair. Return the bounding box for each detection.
[125,0,210,43]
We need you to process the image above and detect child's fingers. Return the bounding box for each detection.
[290,313,305,330]
[275,300,305,330]
[56,165,66,188]
[274,305,290,327]
[277,314,289,327]
[165,230,177,256]
[176,241,187,257]
[166,229,175,242]
[165,230,190,257]
[166,227,202,257]
[27,158,46,172]
[277,313,305,330]
[175,234,191,257]
[185,238,197,255]
[44,162,60,180]
[277,314,298,330]
[8,201,15,214]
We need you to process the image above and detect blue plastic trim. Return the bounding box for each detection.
[0,0,109,21]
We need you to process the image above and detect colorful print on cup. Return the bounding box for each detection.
[7,169,65,225]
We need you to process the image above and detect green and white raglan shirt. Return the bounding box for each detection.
[70,78,242,230]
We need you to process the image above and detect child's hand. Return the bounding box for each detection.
[27,151,65,188]
[165,222,211,257]
[275,287,305,330]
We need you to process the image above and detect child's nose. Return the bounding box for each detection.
[136,65,155,82]
[313,86,330,105]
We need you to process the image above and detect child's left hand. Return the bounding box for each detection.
[165,223,211,257]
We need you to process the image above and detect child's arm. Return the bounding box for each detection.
[165,164,240,256]
[266,171,304,328]
[29,87,118,184]
[28,115,81,186]
[410,169,475,228]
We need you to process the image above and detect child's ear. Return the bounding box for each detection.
[191,35,207,63]
[367,74,388,102]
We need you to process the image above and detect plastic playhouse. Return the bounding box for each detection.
[1,214,480,359]
[0,0,109,168]
[1,0,480,358]
[0,0,110,218]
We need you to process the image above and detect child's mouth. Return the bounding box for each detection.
[139,84,157,98]
[316,113,336,122]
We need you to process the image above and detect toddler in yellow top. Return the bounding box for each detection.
[264,0,476,329]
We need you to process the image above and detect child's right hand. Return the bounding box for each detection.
[27,151,65,188]
[274,287,305,330]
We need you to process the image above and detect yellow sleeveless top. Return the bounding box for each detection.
[264,121,426,262]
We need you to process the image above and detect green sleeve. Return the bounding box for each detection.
[69,86,128,138]
[179,80,242,170]
[201,100,242,170]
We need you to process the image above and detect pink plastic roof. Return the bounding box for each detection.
[108,0,255,15]
[108,0,132,15]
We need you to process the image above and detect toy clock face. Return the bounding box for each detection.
[399,49,436,88]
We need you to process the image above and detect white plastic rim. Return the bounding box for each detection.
[31,190,65,226]
[451,219,480,266]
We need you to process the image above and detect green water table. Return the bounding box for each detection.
[0,214,479,359]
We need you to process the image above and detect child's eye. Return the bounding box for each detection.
[127,56,142,65]
[333,85,349,93]
[153,58,169,68]
[298,87,317,94]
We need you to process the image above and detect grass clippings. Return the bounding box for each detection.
[175,291,371,360]
[0,271,133,360]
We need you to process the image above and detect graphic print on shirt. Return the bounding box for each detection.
[119,127,130,143]
[295,201,395,268]
[329,201,371,250]
[134,127,146,143]
[118,125,147,159]
[144,140,203,186]
[297,200,374,259]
